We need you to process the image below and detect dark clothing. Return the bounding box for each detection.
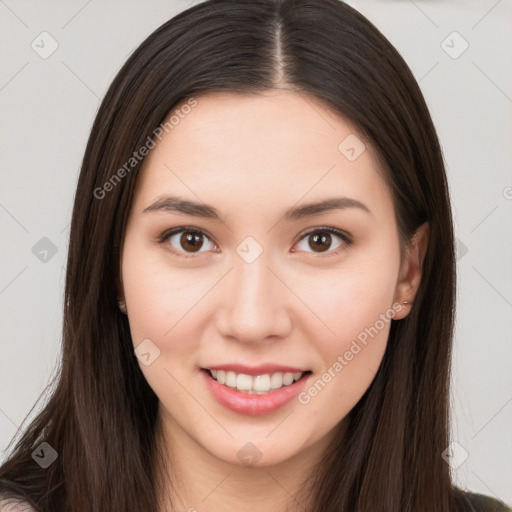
[464,491,511,511]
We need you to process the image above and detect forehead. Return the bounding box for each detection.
[131,90,392,217]
[162,89,367,162]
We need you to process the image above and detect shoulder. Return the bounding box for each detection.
[462,491,512,512]
[0,496,36,512]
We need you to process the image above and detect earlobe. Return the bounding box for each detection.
[393,221,430,320]
[118,300,128,314]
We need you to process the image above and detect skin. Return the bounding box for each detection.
[118,89,429,512]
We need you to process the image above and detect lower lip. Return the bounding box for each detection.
[201,369,311,416]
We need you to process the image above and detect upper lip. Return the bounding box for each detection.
[203,364,311,376]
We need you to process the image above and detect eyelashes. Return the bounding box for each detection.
[155,225,353,259]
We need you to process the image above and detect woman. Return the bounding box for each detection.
[0,0,510,510]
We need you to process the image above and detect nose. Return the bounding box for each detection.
[214,252,293,344]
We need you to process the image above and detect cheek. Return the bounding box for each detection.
[306,279,393,385]
[121,244,211,422]
[296,280,394,422]
[293,251,398,414]
[293,251,398,350]
[121,236,212,367]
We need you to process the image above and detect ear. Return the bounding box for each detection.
[392,221,430,320]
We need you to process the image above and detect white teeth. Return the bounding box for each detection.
[207,369,306,393]
[253,374,271,392]
[225,371,237,388]
[282,372,294,386]
[270,372,283,389]
[236,373,253,391]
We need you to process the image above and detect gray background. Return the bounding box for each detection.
[1,0,511,504]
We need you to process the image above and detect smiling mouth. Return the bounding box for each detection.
[201,368,313,395]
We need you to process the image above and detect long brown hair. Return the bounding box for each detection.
[0,0,471,510]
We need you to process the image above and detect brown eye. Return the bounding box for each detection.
[161,228,216,256]
[294,227,351,255]
[179,231,204,252]
[308,232,332,252]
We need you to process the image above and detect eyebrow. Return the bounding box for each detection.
[142,195,372,220]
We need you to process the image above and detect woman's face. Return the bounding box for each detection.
[120,90,421,467]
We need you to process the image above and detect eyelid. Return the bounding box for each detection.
[156,225,352,257]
